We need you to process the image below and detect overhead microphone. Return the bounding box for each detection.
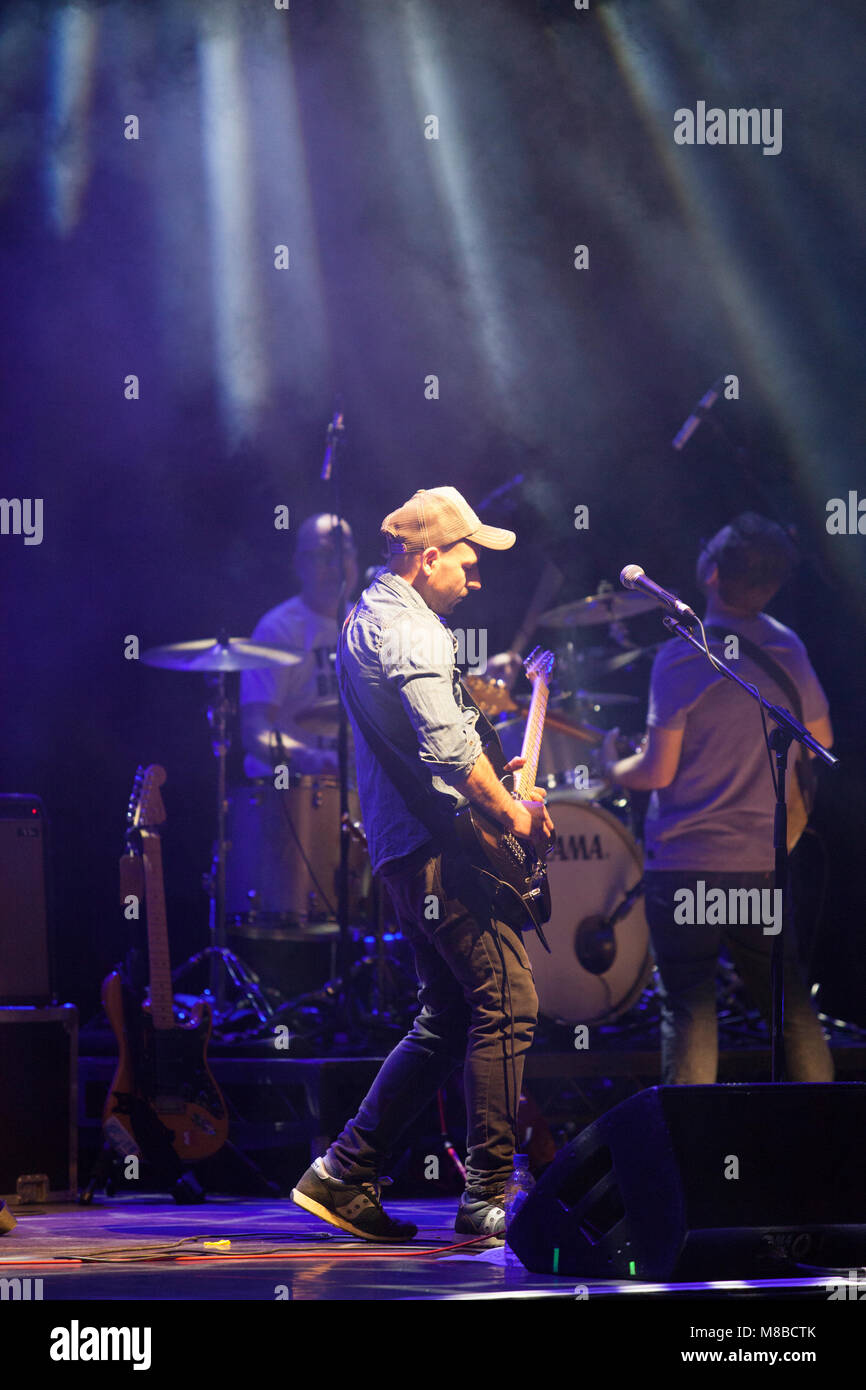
[620,564,697,621]
[671,377,724,451]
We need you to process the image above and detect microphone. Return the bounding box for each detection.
[620,564,697,620]
[321,402,345,481]
[672,377,723,451]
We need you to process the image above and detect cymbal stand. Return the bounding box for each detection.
[186,656,276,1029]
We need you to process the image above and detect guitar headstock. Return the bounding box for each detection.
[127,764,168,833]
[523,646,555,687]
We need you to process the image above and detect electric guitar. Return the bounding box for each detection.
[454,647,555,942]
[102,765,228,1165]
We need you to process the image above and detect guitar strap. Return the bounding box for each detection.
[704,624,816,829]
[703,626,805,723]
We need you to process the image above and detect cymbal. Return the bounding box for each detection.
[141,638,301,672]
[573,689,641,707]
[539,591,658,627]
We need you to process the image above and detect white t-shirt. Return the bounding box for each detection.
[644,613,829,871]
[240,595,341,778]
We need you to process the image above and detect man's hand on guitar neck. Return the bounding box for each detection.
[454,753,555,856]
[505,756,555,854]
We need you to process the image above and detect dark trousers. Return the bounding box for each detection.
[325,841,538,1200]
[644,869,835,1084]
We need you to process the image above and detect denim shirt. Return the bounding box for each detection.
[337,571,484,872]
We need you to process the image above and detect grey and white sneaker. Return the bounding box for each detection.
[291,1157,418,1243]
[454,1192,507,1245]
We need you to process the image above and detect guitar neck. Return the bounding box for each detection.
[516,675,550,798]
[139,829,175,1031]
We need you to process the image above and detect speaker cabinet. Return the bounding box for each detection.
[0,1006,78,1201]
[507,1084,866,1279]
[0,795,52,1005]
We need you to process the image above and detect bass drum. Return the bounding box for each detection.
[525,793,652,1025]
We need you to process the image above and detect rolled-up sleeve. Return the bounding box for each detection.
[380,615,483,782]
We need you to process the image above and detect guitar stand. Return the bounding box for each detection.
[80,1141,206,1206]
[81,1092,208,1205]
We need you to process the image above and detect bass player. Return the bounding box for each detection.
[291,487,554,1244]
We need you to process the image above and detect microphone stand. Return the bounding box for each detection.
[321,405,358,1045]
[661,615,838,1081]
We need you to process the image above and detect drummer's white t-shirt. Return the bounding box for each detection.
[240,595,340,778]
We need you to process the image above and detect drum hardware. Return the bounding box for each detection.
[140,631,301,1033]
[575,876,645,976]
[257,892,417,1048]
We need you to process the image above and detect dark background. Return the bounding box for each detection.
[1,0,864,1025]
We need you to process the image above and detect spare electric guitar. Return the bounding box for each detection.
[102,765,228,1165]
[455,647,555,945]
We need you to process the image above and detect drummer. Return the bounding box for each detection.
[240,514,358,777]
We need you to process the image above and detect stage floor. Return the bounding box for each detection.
[0,1195,852,1302]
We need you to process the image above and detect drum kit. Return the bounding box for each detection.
[139,582,665,1041]
[139,632,407,1041]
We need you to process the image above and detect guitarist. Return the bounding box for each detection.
[602,514,835,1085]
[291,487,554,1244]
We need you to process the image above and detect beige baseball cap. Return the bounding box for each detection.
[381,487,516,555]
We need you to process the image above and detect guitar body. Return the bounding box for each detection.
[455,650,556,933]
[454,798,552,930]
[102,971,228,1164]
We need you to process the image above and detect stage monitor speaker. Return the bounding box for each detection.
[507,1084,866,1280]
[0,794,53,1005]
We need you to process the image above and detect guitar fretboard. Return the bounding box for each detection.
[516,672,550,799]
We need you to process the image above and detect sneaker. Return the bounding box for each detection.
[454,1192,507,1245]
[291,1157,418,1243]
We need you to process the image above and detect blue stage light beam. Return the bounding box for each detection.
[44,3,99,237]
[197,8,270,447]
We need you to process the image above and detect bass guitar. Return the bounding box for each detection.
[102,764,228,1165]
[455,647,555,944]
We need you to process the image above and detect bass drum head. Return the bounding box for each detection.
[526,793,652,1025]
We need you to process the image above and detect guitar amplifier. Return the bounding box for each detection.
[0,1005,78,1201]
[0,794,53,1005]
